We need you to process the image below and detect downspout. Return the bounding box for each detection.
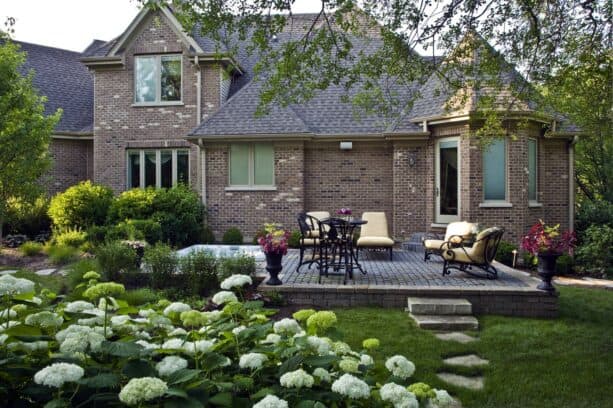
[195,55,207,207]
[569,135,578,230]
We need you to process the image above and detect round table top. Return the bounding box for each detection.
[321,217,368,226]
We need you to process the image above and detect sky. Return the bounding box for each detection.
[1,0,323,52]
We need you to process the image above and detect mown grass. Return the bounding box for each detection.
[334,286,613,408]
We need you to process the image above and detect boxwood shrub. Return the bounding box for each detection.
[48,181,113,229]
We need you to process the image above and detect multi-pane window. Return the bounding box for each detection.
[229,144,274,187]
[528,138,538,202]
[483,138,507,201]
[127,149,189,189]
[135,55,181,103]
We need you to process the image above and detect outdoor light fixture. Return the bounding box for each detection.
[408,153,416,167]
[340,141,353,150]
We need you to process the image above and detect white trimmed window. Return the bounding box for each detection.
[127,149,189,189]
[482,138,507,201]
[229,143,274,188]
[134,55,182,104]
[528,138,538,202]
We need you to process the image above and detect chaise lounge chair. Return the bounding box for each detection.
[356,212,394,260]
[423,221,479,261]
[441,227,505,279]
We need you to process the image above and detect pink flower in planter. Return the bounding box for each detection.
[257,223,290,255]
[336,208,352,216]
[521,220,576,256]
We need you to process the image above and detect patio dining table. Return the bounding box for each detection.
[318,217,367,284]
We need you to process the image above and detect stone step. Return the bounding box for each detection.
[407,297,472,315]
[437,373,484,390]
[409,314,479,331]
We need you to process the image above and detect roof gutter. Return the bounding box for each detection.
[185,131,431,143]
[188,54,244,75]
[52,132,94,140]
[80,55,124,68]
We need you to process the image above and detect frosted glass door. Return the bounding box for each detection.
[436,138,460,223]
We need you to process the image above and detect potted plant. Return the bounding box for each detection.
[257,223,290,286]
[521,220,576,293]
[337,207,352,221]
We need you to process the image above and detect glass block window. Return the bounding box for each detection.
[230,143,274,187]
[528,138,538,202]
[127,149,189,189]
[135,55,181,103]
[483,138,507,201]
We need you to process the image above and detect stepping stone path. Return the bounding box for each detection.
[0,269,18,275]
[435,332,478,344]
[443,354,489,367]
[35,268,56,276]
[437,373,485,391]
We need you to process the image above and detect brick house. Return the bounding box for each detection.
[19,5,577,243]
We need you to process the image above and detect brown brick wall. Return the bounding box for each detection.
[204,142,304,240]
[47,138,93,195]
[91,11,219,193]
[304,141,394,232]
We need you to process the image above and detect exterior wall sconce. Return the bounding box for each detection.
[340,141,353,150]
[408,153,416,167]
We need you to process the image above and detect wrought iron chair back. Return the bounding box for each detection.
[296,212,324,272]
[441,227,505,279]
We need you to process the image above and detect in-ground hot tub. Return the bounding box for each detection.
[176,245,265,261]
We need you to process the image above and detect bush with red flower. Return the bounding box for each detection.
[257,223,290,255]
[521,220,577,256]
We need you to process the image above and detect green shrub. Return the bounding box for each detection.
[222,227,243,244]
[152,185,205,247]
[45,244,79,265]
[576,224,613,277]
[53,227,88,248]
[252,228,266,244]
[130,219,163,244]
[200,226,215,244]
[555,254,574,275]
[496,240,518,267]
[288,230,301,248]
[96,241,137,282]
[19,241,44,256]
[86,225,109,246]
[4,196,51,237]
[118,288,160,306]
[108,186,205,247]
[64,259,101,298]
[523,252,537,269]
[179,250,217,296]
[575,200,613,240]
[143,243,177,289]
[107,188,157,223]
[218,255,256,282]
[48,181,113,229]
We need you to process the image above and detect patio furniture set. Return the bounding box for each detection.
[296,213,505,283]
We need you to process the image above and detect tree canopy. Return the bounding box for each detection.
[0,32,61,239]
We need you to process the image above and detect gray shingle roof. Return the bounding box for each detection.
[16,41,93,134]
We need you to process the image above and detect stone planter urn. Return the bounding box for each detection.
[265,252,283,286]
[536,253,560,293]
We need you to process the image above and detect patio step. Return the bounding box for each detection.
[407,297,472,315]
[409,314,479,331]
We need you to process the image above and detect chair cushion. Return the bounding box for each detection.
[442,246,485,264]
[360,212,390,238]
[423,239,448,251]
[444,221,478,241]
[306,230,320,238]
[301,238,319,246]
[357,236,394,247]
[307,211,330,221]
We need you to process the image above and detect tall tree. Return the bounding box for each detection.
[143,0,610,137]
[0,33,61,240]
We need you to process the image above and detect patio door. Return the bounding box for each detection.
[435,137,460,224]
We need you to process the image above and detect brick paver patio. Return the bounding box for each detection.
[274,248,530,288]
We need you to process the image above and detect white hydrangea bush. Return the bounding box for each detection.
[0,275,457,407]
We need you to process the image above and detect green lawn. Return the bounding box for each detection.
[334,286,613,408]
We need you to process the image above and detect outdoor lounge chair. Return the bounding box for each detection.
[356,212,394,260]
[441,227,505,279]
[423,221,479,261]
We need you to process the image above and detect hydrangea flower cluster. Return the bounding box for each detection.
[33,363,84,388]
[220,274,252,290]
[253,394,289,408]
[279,368,315,389]
[118,377,168,406]
[331,373,371,399]
[82,282,125,300]
[163,302,191,316]
[380,382,419,408]
[24,311,63,330]
[306,311,337,333]
[0,275,35,296]
[386,355,416,379]
[212,290,238,305]
[239,352,268,370]
[273,318,302,335]
[156,355,188,377]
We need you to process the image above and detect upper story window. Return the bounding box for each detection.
[482,138,507,201]
[528,138,538,203]
[134,55,182,104]
[127,149,189,189]
[229,143,275,189]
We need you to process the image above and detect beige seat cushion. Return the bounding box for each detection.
[307,211,330,221]
[357,212,393,248]
[423,239,450,251]
[444,221,478,241]
[301,238,320,246]
[357,236,394,247]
